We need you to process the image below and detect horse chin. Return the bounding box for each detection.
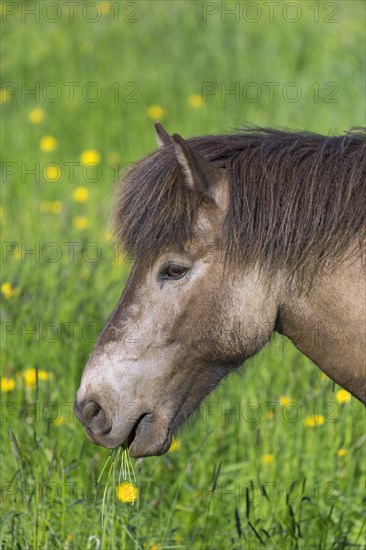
[128,413,172,458]
[83,426,121,449]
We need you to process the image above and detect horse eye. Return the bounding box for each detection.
[163,264,187,280]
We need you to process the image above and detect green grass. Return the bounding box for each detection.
[1,1,365,548]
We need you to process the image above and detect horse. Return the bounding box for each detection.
[74,124,366,457]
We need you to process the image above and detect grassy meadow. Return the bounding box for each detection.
[1,1,365,548]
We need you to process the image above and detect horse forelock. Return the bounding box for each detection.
[113,127,366,280]
[112,145,197,263]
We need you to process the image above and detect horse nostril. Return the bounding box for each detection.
[83,400,101,422]
[74,399,112,436]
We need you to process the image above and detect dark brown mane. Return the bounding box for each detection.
[113,127,366,281]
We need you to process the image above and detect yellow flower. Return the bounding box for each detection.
[24,368,49,388]
[149,546,159,550]
[50,201,63,214]
[147,105,165,120]
[103,230,113,241]
[261,454,274,465]
[80,149,101,165]
[188,94,204,109]
[169,437,181,452]
[44,164,61,182]
[54,417,65,426]
[73,186,89,202]
[98,1,111,14]
[40,200,62,213]
[0,89,11,103]
[28,108,44,124]
[1,282,16,299]
[40,136,58,152]
[279,396,291,406]
[1,377,15,393]
[336,389,351,404]
[115,482,139,503]
[304,414,325,427]
[336,448,347,457]
[73,216,89,230]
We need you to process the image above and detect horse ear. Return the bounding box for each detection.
[172,133,222,203]
[154,121,173,147]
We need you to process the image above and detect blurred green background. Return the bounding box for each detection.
[1,1,365,548]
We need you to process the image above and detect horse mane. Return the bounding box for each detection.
[113,127,366,283]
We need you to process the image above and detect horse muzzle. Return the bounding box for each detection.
[74,397,172,456]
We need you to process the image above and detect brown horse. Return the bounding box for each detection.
[74,124,366,457]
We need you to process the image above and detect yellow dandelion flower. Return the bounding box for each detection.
[40,135,58,152]
[98,1,111,14]
[24,368,49,388]
[336,448,347,457]
[1,377,15,393]
[261,454,274,465]
[169,437,181,452]
[44,164,61,182]
[115,482,139,503]
[28,108,44,124]
[1,282,16,299]
[279,396,291,406]
[336,389,351,404]
[54,417,65,426]
[73,186,89,203]
[304,414,325,427]
[80,149,101,165]
[50,201,63,214]
[188,94,204,109]
[73,216,89,230]
[147,105,165,120]
[103,230,113,241]
[0,89,11,103]
[149,546,159,550]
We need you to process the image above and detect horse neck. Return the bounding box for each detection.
[276,255,366,404]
